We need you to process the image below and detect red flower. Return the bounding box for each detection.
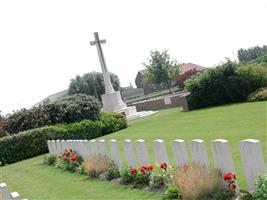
[130,168,137,174]
[224,173,236,181]
[70,155,77,161]
[145,165,153,171]
[231,184,237,190]
[140,166,146,173]
[68,149,73,153]
[160,163,168,170]
[63,151,69,157]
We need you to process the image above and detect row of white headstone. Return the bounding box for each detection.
[47,138,265,191]
[0,183,26,200]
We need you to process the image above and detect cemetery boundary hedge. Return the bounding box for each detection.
[0,112,127,165]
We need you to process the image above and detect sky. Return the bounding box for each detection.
[0,0,266,115]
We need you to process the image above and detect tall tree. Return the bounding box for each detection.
[143,50,180,93]
[0,112,6,138]
[68,71,120,100]
[238,45,266,63]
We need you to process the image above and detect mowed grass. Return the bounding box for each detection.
[0,101,266,199]
[0,155,160,199]
[100,101,267,189]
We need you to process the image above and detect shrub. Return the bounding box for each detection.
[248,87,267,102]
[4,94,100,134]
[175,68,200,89]
[0,112,127,165]
[121,166,138,184]
[54,149,83,172]
[83,154,109,177]
[162,185,181,200]
[185,60,267,109]
[104,160,120,181]
[135,165,153,187]
[172,163,221,200]
[43,154,57,166]
[251,174,267,200]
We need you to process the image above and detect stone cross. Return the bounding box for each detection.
[90,32,115,94]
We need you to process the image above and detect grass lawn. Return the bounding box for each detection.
[0,101,266,199]
[100,101,267,189]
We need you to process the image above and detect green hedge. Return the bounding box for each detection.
[0,112,127,165]
[4,94,100,134]
[185,60,267,109]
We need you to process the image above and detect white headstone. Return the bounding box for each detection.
[98,139,107,156]
[56,140,63,153]
[89,139,99,156]
[109,140,121,167]
[189,139,209,166]
[81,140,90,161]
[172,139,189,166]
[153,139,168,164]
[71,140,78,152]
[135,139,150,165]
[239,139,266,190]
[0,182,11,200]
[50,140,57,154]
[66,140,73,150]
[211,139,239,192]
[74,140,84,157]
[60,140,68,152]
[47,140,53,153]
[123,139,137,167]
[10,192,20,200]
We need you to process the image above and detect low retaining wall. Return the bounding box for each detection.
[128,93,189,112]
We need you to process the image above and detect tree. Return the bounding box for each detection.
[175,68,200,89]
[237,46,266,63]
[0,112,6,138]
[143,50,179,93]
[68,71,120,100]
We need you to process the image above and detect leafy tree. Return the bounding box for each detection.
[143,50,180,93]
[0,112,6,138]
[68,71,120,100]
[237,45,266,63]
[175,68,200,89]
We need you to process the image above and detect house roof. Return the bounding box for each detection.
[33,89,68,107]
[179,63,205,74]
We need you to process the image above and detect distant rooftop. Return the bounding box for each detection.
[33,89,68,107]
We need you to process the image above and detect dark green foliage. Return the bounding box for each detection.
[162,185,181,200]
[248,87,267,102]
[143,50,180,93]
[251,175,267,200]
[0,112,127,165]
[185,60,267,109]
[68,71,120,100]
[4,94,100,134]
[238,45,267,63]
[43,154,57,166]
[121,167,136,184]
[0,113,6,138]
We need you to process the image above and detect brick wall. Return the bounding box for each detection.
[128,93,189,112]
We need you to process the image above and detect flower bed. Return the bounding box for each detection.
[43,152,266,200]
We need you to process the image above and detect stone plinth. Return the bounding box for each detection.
[101,91,127,112]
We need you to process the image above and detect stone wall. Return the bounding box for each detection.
[128,93,189,112]
[121,88,144,100]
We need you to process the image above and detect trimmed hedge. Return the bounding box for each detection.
[185,60,267,109]
[4,94,100,134]
[0,112,127,165]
